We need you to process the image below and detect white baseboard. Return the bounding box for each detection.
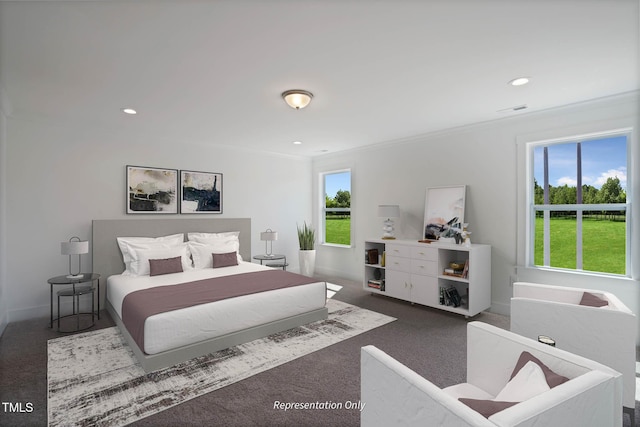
[489,300,511,316]
[0,313,7,338]
[8,303,49,324]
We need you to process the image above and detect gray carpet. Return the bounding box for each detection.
[2,276,638,426]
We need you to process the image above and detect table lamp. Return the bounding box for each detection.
[260,229,278,257]
[378,205,400,240]
[61,236,89,278]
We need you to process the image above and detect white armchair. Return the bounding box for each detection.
[361,322,622,427]
[510,281,636,424]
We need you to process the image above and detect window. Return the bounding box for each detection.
[527,132,630,276]
[321,170,351,246]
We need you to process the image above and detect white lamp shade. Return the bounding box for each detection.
[260,230,278,241]
[378,205,400,218]
[61,240,89,255]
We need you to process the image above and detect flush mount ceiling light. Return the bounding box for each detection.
[509,77,530,86]
[293,141,303,145]
[121,108,137,115]
[282,90,313,110]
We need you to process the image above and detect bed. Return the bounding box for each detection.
[92,218,328,372]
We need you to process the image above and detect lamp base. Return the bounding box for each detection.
[66,273,84,279]
[382,219,396,240]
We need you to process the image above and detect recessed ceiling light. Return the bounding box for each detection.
[293,141,303,145]
[122,108,137,115]
[509,77,530,86]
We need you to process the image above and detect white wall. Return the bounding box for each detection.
[312,92,640,322]
[5,116,312,323]
[0,84,9,337]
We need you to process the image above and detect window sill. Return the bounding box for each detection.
[321,243,353,249]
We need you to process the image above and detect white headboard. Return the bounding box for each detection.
[92,218,251,305]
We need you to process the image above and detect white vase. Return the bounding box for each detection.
[299,249,316,277]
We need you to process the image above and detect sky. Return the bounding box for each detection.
[325,171,351,199]
[533,135,627,190]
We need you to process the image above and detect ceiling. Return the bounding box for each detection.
[1,0,638,157]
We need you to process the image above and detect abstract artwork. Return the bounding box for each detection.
[180,170,222,214]
[126,166,178,214]
[423,185,466,240]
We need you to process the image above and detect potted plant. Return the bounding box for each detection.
[297,221,316,277]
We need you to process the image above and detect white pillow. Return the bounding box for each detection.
[126,243,192,276]
[117,233,184,270]
[494,361,551,402]
[187,231,240,243]
[188,241,242,269]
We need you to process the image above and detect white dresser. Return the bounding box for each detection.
[364,239,491,317]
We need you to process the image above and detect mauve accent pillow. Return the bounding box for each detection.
[580,291,608,307]
[459,399,518,418]
[149,256,184,276]
[212,252,239,268]
[511,351,569,388]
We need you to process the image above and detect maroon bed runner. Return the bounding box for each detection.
[121,269,320,354]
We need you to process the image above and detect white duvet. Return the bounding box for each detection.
[107,261,327,355]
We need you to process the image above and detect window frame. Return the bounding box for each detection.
[525,129,632,277]
[320,168,352,248]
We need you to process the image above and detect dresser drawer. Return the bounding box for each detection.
[386,255,410,272]
[386,244,411,258]
[411,246,437,261]
[411,259,437,276]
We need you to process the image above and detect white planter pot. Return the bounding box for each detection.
[299,249,316,277]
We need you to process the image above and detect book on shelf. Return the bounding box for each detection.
[365,248,379,265]
[462,259,469,278]
[443,259,469,278]
[443,268,464,277]
[367,279,385,291]
[440,286,462,307]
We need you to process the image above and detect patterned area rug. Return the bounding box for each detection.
[47,299,394,426]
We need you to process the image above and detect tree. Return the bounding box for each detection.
[597,177,626,204]
[551,185,576,205]
[334,190,351,207]
[533,179,544,205]
[581,185,599,204]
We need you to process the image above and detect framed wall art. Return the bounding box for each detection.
[180,170,223,214]
[423,185,466,240]
[126,166,178,214]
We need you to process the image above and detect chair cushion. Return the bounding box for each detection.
[511,351,570,388]
[495,361,550,401]
[579,291,608,307]
[443,383,494,400]
[458,399,518,418]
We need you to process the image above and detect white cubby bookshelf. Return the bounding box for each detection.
[363,239,491,317]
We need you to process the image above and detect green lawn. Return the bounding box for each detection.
[326,217,351,245]
[326,216,625,274]
[534,216,626,274]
